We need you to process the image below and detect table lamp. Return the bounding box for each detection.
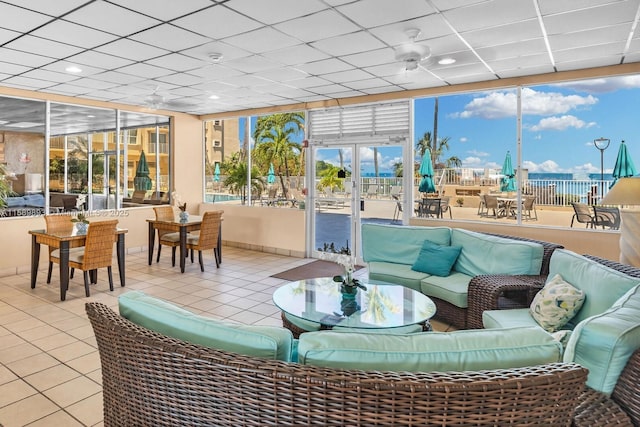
[601,176,640,266]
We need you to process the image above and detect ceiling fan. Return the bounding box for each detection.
[144,86,167,109]
[394,28,431,71]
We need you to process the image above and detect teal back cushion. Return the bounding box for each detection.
[412,240,462,276]
[298,326,562,372]
[548,250,640,325]
[118,291,294,362]
[451,229,543,276]
[563,284,640,394]
[362,224,451,264]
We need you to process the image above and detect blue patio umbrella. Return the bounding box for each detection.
[267,163,276,184]
[213,163,220,182]
[500,151,516,192]
[418,149,436,193]
[610,140,636,188]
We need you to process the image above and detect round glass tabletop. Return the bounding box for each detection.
[272,277,436,330]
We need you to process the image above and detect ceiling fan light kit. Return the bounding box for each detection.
[394,28,431,71]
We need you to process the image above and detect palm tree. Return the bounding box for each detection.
[221,154,264,205]
[416,131,453,169]
[392,161,403,177]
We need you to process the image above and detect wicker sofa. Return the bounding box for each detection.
[362,224,563,329]
[86,301,588,427]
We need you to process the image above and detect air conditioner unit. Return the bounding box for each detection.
[214,120,221,126]
[213,140,221,147]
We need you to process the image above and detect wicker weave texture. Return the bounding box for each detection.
[86,302,588,427]
[187,210,223,251]
[153,206,176,239]
[69,220,117,271]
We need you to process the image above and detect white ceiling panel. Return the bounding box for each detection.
[0,0,637,119]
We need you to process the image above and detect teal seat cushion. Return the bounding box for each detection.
[368,261,427,292]
[483,308,541,329]
[362,224,451,265]
[412,240,462,277]
[547,250,640,325]
[119,291,295,362]
[283,313,423,334]
[298,326,562,372]
[563,284,640,394]
[420,272,473,308]
[451,229,543,276]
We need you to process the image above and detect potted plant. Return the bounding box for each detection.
[456,197,465,207]
[71,212,89,234]
[0,165,14,209]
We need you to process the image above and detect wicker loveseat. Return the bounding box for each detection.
[86,302,588,427]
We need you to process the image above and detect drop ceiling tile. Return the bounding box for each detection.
[96,39,170,61]
[311,31,386,57]
[82,89,132,101]
[188,65,244,80]
[322,69,374,84]
[63,78,120,90]
[226,0,327,25]
[438,70,497,85]
[217,74,273,88]
[253,67,309,82]
[266,44,331,66]
[461,19,542,48]
[424,34,473,57]
[0,3,52,32]
[556,55,622,72]
[2,75,55,89]
[286,76,333,89]
[0,61,31,75]
[337,0,435,28]
[297,58,354,75]
[548,24,631,51]
[31,20,118,49]
[64,51,135,70]
[443,0,538,33]
[476,38,548,62]
[399,78,448,90]
[360,85,406,95]
[343,77,390,90]
[433,62,494,79]
[42,61,106,77]
[488,53,553,72]
[537,0,617,15]
[90,71,148,85]
[2,0,90,16]
[0,27,20,44]
[130,24,212,52]
[63,1,162,37]
[117,63,175,79]
[364,63,409,79]
[21,69,80,84]
[306,83,351,94]
[341,48,395,68]
[369,14,451,46]
[224,55,284,73]
[169,87,203,97]
[0,48,55,67]
[274,9,361,43]
[430,0,488,10]
[146,54,210,73]
[554,42,624,63]
[5,35,83,59]
[543,2,638,35]
[172,5,263,39]
[45,84,91,96]
[224,27,301,54]
[154,72,203,86]
[108,0,214,21]
[497,64,555,79]
[181,41,253,63]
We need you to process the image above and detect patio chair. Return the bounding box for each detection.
[461,168,475,185]
[365,184,378,198]
[44,213,77,284]
[477,194,487,216]
[417,198,442,218]
[392,195,402,222]
[389,185,402,199]
[186,210,223,271]
[51,220,118,297]
[571,203,595,228]
[482,195,500,219]
[593,206,621,230]
[522,196,538,221]
[153,206,183,264]
[440,196,453,219]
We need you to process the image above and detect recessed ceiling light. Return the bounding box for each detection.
[438,57,456,65]
[209,94,220,100]
[65,65,82,73]
[208,53,223,63]
[87,115,95,118]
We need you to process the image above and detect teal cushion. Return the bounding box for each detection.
[283,313,423,334]
[362,224,451,264]
[451,229,543,276]
[298,326,562,371]
[421,272,473,308]
[547,250,640,325]
[483,308,541,329]
[563,284,640,394]
[412,240,462,277]
[368,261,427,292]
[529,273,585,332]
[118,291,295,362]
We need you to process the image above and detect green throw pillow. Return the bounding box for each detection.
[530,273,585,332]
[411,240,462,277]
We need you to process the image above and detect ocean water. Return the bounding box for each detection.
[528,172,614,181]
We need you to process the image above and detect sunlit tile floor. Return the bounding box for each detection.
[0,246,452,426]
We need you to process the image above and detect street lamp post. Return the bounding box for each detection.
[594,137,611,203]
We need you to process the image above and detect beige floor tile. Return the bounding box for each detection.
[65,392,103,427]
[0,365,18,386]
[6,353,60,378]
[0,379,37,407]
[65,352,101,375]
[0,393,59,427]
[24,364,81,392]
[42,376,101,408]
[0,343,41,365]
[31,332,79,352]
[47,341,96,363]
[25,409,85,427]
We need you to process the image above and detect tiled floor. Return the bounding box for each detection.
[0,246,452,427]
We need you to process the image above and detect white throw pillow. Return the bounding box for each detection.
[530,274,585,332]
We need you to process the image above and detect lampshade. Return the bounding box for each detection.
[601,177,640,205]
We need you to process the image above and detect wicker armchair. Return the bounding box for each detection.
[186,210,223,271]
[152,206,179,263]
[86,301,588,427]
[435,234,563,329]
[44,213,78,284]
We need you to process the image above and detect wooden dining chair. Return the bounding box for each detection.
[44,214,77,284]
[186,210,223,271]
[51,220,118,297]
[153,206,181,264]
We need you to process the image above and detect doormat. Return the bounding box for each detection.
[270,260,364,281]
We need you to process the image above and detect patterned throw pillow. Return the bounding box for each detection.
[530,274,585,332]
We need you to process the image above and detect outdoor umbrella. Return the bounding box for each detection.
[418,149,436,193]
[133,150,152,191]
[610,140,636,188]
[267,163,276,184]
[213,163,220,182]
[500,151,516,192]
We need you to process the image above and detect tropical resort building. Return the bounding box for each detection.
[0,1,639,425]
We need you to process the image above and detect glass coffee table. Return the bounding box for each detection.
[273,277,436,336]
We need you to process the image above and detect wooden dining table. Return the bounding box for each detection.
[29,227,128,301]
[146,215,222,273]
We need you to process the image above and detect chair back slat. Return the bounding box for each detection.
[189,211,223,251]
[153,206,175,238]
[74,220,118,271]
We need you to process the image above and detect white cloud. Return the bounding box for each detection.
[459,137,468,142]
[462,156,483,167]
[528,115,596,131]
[554,75,640,93]
[522,160,563,173]
[453,87,597,119]
[467,149,489,157]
